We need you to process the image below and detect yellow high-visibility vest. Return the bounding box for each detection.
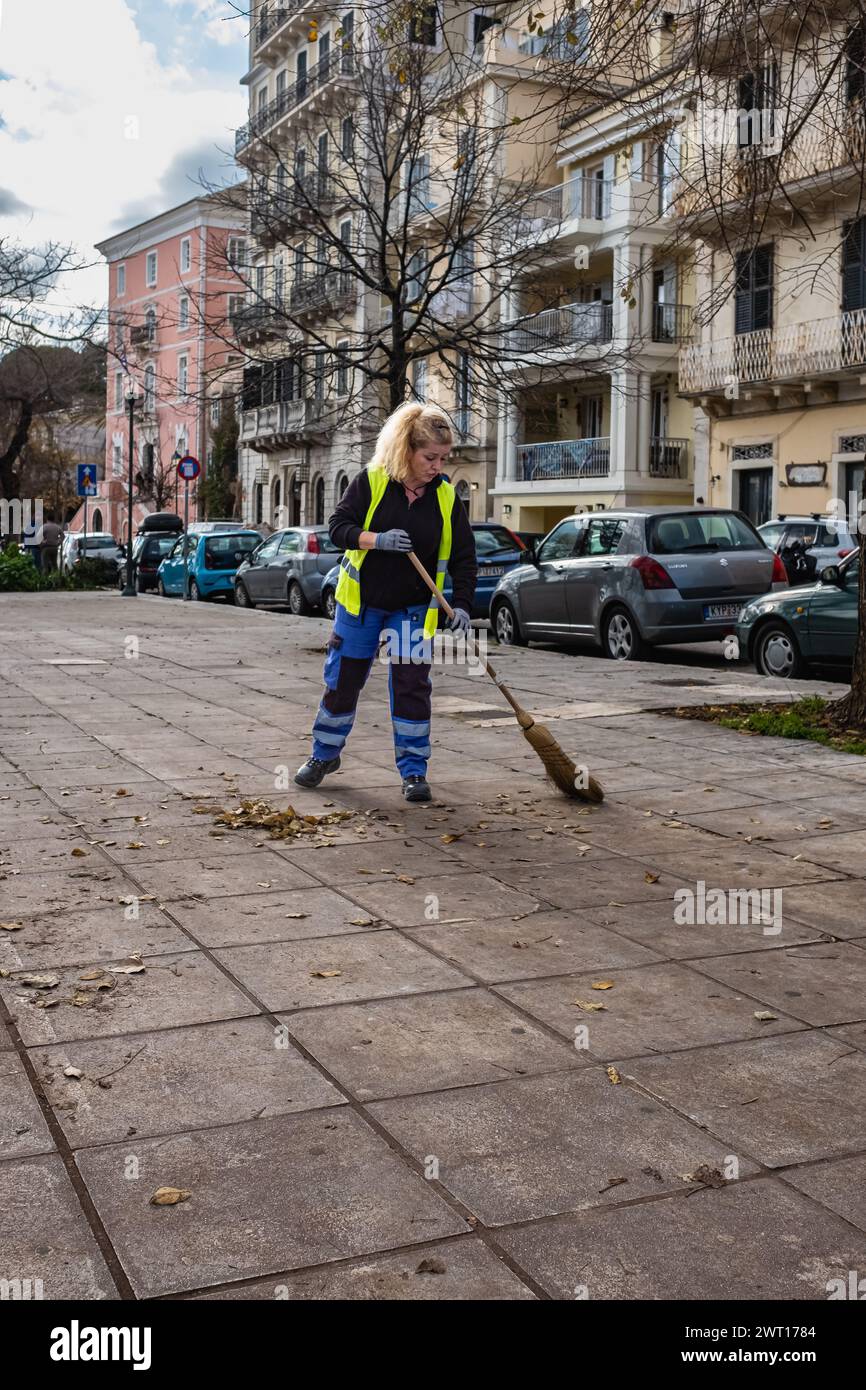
[334,466,455,638]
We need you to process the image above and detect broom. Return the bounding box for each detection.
[407,551,603,804]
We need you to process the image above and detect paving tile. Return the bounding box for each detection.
[0,1154,118,1298]
[497,1180,866,1299]
[496,961,805,1059]
[369,1070,757,1226]
[407,909,663,982]
[134,850,321,901]
[0,905,194,971]
[0,1051,55,1159]
[681,801,866,842]
[76,1110,466,1297]
[2,950,256,1045]
[783,1155,866,1236]
[189,1237,536,1300]
[586,899,825,959]
[173,886,385,947]
[776,829,866,877]
[215,932,470,1011]
[286,989,582,1100]
[690,942,866,1027]
[30,1017,344,1147]
[278,837,476,887]
[346,870,541,928]
[494,856,692,909]
[0,865,135,917]
[778,880,866,939]
[627,1031,866,1166]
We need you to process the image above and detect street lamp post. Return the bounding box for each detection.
[172,449,182,513]
[122,384,137,597]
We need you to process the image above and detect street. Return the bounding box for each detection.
[1,592,865,1300]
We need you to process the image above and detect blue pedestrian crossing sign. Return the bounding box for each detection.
[77,465,98,497]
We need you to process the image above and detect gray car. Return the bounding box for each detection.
[490,507,788,659]
[233,526,341,614]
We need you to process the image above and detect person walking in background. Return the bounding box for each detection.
[294,402,477,803]
[38,516,62,572]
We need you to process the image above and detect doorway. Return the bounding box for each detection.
[737,467,773,525]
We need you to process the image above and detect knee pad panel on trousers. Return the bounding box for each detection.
[389,661,432,722]
[322,655,374,715]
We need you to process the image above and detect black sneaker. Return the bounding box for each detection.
[402,775,432,803]
[294,756,341,789]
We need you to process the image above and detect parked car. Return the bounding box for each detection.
[117,512,184,593]
[233,526,341,613]
[320,562,340,621]
[186,520,248,535]
[736,551,859,677]
[442,522,529,618]
[490,507,788,659]
[59,532,125,577]
[157,531,262,600]
[758,515,857,576]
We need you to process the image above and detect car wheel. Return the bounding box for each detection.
[288,580,312,616]
[602,605,646,661]
[235,582,255,609]
[190,579,203,602]
[753,621,804,679]
[492,599,526,646]
[322,587,337,621]
[157,578,168,597]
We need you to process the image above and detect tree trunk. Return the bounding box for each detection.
[829,515,866,726]
[0,399,33,499]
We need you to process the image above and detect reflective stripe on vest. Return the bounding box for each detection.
[334,467,456,639]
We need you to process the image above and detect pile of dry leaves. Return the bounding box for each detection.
[213,799,353,840]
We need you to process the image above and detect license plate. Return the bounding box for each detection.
[480,566,505,577]
[703,602,743,620]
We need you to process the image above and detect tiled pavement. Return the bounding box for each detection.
[1,592,865,1300]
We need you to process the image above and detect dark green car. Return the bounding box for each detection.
[736,552,859,678]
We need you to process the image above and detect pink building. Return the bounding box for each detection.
[79,191,248,539]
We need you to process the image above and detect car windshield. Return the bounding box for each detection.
[759,524,786,549]
[146,536,178,558]
[83,537,118,549]
[203,535,259,568]
[475,527,521,557]
[648,512,763,554]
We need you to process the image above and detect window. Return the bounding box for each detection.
[319,30,330,68]
[317,131,329,179]
[409,3,438,44]
[842,217,866,312]
[179,296,190,331]
[228,293,245,322]
[255,483,264,525]
[180,237,191,273]
[406,249,428,304]
[341,115,354,161]
[92,509,104,532]
[647,511,763,554]
[210,399,221,426]
[114,317,125,353]
[273,254,285,304]
[178,354,189,397]
[114,371,123,411]
[538,519,581,563]
[145,305,157,343]
[335,339,349,396]
[227,237,247,269]
[846,25,865,105]
[656,129,680,214]
[412,357,427,401]
[145,250,158,287]
[314,477,325,525]
[735,244,774,334]
[117,263,126,296]
[456,350,471,433]
[581,518,625,556]
[312,348,326,400]
[340,10,355,74]
[407,154,431,214]
[144,363,155,413]
[141,442,155,484]
[336,472,349,500]
[473,9,499,47]
[296,48,308,94]
[279,530,303,554]
[113,442,123,474]
[737,62,776,149]
[293,243,306,284]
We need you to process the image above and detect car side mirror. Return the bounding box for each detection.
[821,565,842,587]
[527,545,539,565]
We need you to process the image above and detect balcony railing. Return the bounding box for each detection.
[251,174,337,234]
[652,302,694,344]
[519,438,611,481]
[290,269,357,315]
[230,296,289,338]
[679,308,866,393]
[502,301,613,356]
[649,438,690,479]
[518,173,613,231]
[253,2,308,51]
[236,47,354,153]
[240,396,334,445]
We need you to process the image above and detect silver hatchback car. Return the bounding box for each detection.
[233,526,341,614]
[490,507,788,659]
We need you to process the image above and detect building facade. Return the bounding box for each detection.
[90,193,247,540]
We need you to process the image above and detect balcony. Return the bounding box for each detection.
[240,396,335,450]
[652,303,695,344]
[521,173,612,230]
[290,269,357,317]
[251,174,339,239]
[679,308,866,395]
[129,324,157,352]
[518,438,611,481]
[649,438,690,479]
[252,2,307,54]
[230,296,292,341]
[501,301,613,359]
[236,46,355,155]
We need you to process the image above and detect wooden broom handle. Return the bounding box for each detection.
[406,550,530,724]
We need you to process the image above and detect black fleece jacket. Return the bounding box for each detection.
[329,471,477,614]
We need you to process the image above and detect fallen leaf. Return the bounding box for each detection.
[644,871,660,884]
[441,833,463,844]
[284,912,309,919]
[19,974,59,989]
[126,841,144,850]
[312,969,342,978]
[348,918,374,927]
[416,1257,446,1274]
[573,999,607,1011]
[115,788,131,797]
[70,847,88,858]
[63,1066,83,1079]
[753,1010,778,1022]
[598,1176,628,1194]
[0,921,24,931]
[396,874,415,884]
[606,1066,622,1084]
[106,957,145,975]
[680,1165,726,1189]
[591,980,615,990]
[150,1187,191,1206]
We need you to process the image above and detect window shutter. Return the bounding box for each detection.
[734,250,753,334]
[842,217,866,311]
[242,365,262,410]
[752,245,773,329]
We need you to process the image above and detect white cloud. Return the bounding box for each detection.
[0,0,247,318]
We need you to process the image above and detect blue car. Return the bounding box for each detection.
[319,523,528,623]
[157,531,262,601]
[443,522,530,619]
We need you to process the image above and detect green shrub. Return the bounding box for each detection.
[0,544,40,591]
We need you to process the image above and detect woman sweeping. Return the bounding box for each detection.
[294,402,477,803]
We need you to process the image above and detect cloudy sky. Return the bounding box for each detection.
[0,0,249,318]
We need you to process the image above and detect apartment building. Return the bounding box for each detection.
[490,13,697,534]
[675,6,866,528]
[92,192,247,540]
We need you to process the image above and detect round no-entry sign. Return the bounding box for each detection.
[177,454,200,481]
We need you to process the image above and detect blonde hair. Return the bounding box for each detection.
[369,402,453,483]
